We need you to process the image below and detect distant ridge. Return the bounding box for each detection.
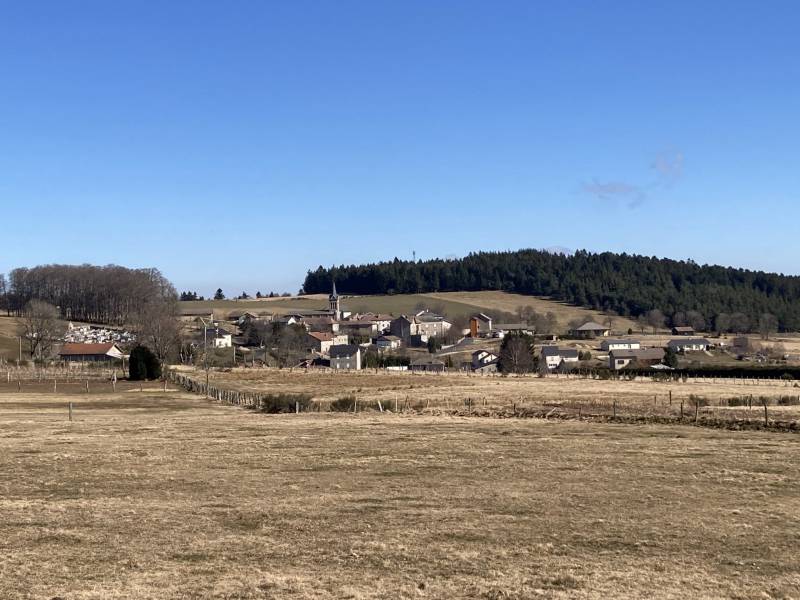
[303,248,800,330]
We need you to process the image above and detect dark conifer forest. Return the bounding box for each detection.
[302,249,800,331]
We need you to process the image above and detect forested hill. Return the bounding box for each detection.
[303,249,800,331]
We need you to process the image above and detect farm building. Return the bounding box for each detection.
[59,343,124,363]
[600,339,641,351]
[410,357,446,373]
[469,313,493,337]
[329,344,361,370]
[609,348,665,370]
[668,338,711,352]
[570,322,610,338]
[540,346,579,370]
[671,326,695,336]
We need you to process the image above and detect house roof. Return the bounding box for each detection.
[415,311,448,323]
[493,323,533,331]
[540,346,579,359]
[473,313,492,322]
[672,326,695,332]
[59,343,118,356]
[668,338,711,347]
[573,322,609,331]
[378,335,401,341]
[601,339,640,346]
[308,332,333,342]
[610,348,665,360]
[411,357,445,366]
[330,344,360,358]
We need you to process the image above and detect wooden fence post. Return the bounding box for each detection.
[68,401,73,422]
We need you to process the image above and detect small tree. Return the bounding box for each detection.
[664,346,679,368]
[129,345,161,380]
[427,336,442,354]
[214,288,225,300]
[129,346,148,380]
[498,333,536,374]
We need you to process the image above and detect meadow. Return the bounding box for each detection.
[179,290,639,331]
[1,387,800,599]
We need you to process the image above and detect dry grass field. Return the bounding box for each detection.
[423,291,640,332]
[180,291,637,333]
[198,368,800,422]
[2,389,800,599]
[0,316,23,362]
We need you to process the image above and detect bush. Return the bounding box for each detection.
[129,345,161,380]
[689,394,709,407]
[330,395,358,412]
[781,373,794,381]
[256,393,313,413]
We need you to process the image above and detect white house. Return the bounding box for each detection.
[207,327,232,348]
[668,338,711,352]
[609,348,665,370]
[471,349,498,373]
[540,346,580,370]
[600,339,641,351]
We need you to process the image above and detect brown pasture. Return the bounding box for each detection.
[1,388,800,599]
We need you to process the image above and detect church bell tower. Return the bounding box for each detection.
[329,281,341,320]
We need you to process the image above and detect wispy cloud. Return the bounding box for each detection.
[582,150,684,209]
[582,179,646,209]
[651,150,683,186]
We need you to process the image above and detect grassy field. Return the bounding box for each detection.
[198,367,800,415]
[2,389,800,599]
[0,316,22,362]
[423,291,640,331]
[180,291,638,333]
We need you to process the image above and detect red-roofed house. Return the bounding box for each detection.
[59,343,125,363]
[306,331,348,354]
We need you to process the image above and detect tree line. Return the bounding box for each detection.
[1,265,183,368]
[2,264,176,325]
[302,249,800,331]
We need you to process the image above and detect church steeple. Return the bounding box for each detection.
[329,281,341,320]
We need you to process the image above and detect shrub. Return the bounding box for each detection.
[689,394,709,407]
[256,393,313,413]
[330,395,358,412]
[129,345,161,380]
[780,373,794,381]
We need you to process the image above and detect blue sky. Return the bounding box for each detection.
[2,1,799,296]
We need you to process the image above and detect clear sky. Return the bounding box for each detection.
[2,1,799,296]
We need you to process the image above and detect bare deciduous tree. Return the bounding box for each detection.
[498,334,535,374]
[645,309,666,334]
[758,313,778,340]
[22,300,65,360]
